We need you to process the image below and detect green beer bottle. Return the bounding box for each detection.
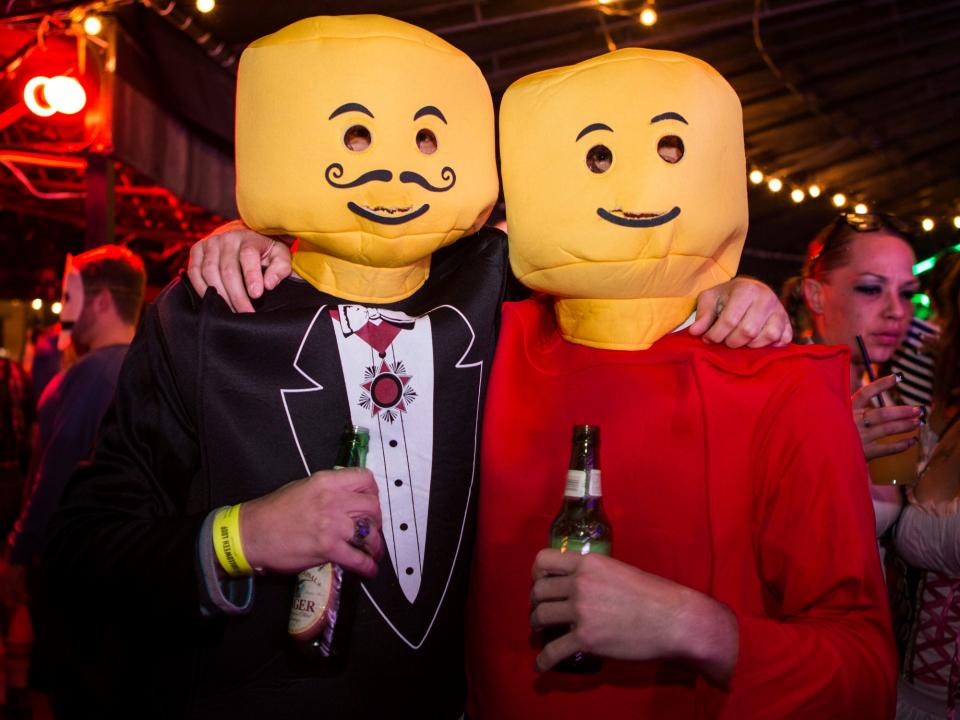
[547,424,612,673]
[288,424,370,661]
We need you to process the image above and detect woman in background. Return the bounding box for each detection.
[782,212,923,540]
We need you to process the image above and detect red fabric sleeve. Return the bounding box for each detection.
[712,364,897,719]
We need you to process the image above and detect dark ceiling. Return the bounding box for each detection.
[1,0,959,297]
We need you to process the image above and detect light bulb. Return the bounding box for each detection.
[196,0,215,13]
[854,203,868,214]
[832,193,846,207]
[639,7,658,26]
[45,76,86,115]
[749,169,764,185]
[767,178,783,192]
[52,301,63,314]
[808,184,821,198]
[31,298,42,310]
[83,15,102,35]
[791,189,805,203]
[921,218,935,232]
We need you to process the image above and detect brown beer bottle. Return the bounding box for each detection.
[288,424,370,661]
[546,424,612,673]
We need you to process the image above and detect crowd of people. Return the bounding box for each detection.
[0,12,956,720]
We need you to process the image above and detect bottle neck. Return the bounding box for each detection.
[335,439,368,468]
[561,495,603,510]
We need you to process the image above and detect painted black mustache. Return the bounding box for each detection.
[325,164,392,189]
[324,163,457,192]
[399,167,456,192]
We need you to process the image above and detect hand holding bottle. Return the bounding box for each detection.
[529,549,738,686]
[239,467,383,578]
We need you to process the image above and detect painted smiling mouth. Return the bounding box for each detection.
[597,206,681,228]
[347,201,430,226]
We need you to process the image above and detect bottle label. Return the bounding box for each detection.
[288,562,337,638]
[550,535,611,556]
[564,469,602,498]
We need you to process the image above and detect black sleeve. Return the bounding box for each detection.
[43,280,208,622]
[488,227,529,302]
[504,265,531,303]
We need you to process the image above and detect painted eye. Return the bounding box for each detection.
[657,135,684,163]
[344,125,371,152]
[416,129,437,155]
[586,145,613,173]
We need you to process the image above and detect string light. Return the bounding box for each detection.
[83,15,102,35]
[52,301,62,314]
[639,4,658,26]
[747,163,957,229]
[196,0,215,13]
[31,298,42,310]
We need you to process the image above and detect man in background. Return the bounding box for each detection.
[4,245,145,715]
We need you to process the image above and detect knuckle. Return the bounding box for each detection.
[534,548,553,568]
[763,322,782,339]
[572,572,591,597]
[739,320,761,337]
[530,604,546,627]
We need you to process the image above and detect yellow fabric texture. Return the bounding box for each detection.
[235,15,498,302]
[499,48,748,349]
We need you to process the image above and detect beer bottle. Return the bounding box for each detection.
[547,424,612,673]
[288,424,370,661]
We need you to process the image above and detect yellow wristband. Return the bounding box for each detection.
[212,504,254,577]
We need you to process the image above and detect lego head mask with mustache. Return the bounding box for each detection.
[500,49,748,350]
[235,15,498,303]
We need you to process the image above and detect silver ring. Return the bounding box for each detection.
[350,518,371,548]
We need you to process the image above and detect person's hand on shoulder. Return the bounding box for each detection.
[690,276,792,348]
[187,220,294,313]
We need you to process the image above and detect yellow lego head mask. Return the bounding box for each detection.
[236,16,498,302]
[500,49,748,350]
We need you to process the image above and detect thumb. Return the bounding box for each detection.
[689,289,719,336]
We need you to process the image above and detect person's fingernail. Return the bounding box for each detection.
[919,406,928,424]
[894,372,904,383]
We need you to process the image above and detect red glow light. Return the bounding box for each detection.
[23,75,87,117]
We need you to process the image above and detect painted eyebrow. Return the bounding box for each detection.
[329,102,374,120]
[575,122,613,141]
[650,112,688,125]
[413,106,447,124]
